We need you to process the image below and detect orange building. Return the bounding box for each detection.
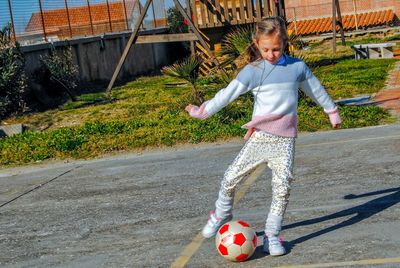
[24,1,139,40]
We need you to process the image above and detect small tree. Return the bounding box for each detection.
[162,56,204,104]
[0,24,26,120]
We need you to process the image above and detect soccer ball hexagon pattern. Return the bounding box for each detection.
[215,220,257,262]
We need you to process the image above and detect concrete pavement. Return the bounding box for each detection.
[1,124,400,268]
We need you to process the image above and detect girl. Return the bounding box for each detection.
[185,17,341,256]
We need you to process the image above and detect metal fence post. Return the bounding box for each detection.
[87,0,95,35]
[352,0,359,31]
[106,0,113,32]
[151,0,157,28]
[38,0,48,42]
[293,7,298,35]
[65,0,73,38]
[122,0,129,30]
[7,0,17,42]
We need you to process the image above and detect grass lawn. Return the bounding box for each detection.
[1,39,398,167]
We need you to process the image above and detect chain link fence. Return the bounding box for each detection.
[1,0,174,46]
[2,0,398,45]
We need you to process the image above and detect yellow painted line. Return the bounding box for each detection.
[170,164,266,268]
[170,133,400,268]
[297,134,400,148]
[277,256,400,268]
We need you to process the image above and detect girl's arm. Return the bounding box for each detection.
[185,67,252,120]
[299,63,341,128]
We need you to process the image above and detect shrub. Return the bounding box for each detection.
[167,7,188,34]
[34,46,79,102]
[0,24,26,120]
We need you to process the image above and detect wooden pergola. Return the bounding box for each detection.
[106,0,344,92]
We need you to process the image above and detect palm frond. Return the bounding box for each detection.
[219,25,255,68]
[161,56,202,85]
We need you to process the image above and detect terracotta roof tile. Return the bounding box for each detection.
[25,1,136,33]
[288,9,396,35]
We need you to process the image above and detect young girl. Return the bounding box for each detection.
[185,17,341,256]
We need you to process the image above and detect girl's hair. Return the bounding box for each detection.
[245,16,289,63]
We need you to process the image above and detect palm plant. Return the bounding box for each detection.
[162,56,204,104]
[218,25,255,70]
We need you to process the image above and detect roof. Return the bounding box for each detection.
[287,9,396,35]
[25,1,137,33]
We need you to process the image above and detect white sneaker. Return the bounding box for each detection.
[201,211,233,238]
[263,235,285,256]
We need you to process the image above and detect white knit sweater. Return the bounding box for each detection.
[187,55,341,138]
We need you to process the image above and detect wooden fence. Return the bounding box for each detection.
[192,0,279,28]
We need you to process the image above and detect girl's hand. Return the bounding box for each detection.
[327,108,342,129]
[185,104,196,113]
[185,103,208,120]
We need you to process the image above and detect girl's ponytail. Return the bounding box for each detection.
[245,42,262,63]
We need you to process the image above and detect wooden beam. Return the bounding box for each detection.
[136,33,199,43]
[173,0,222,69]
[106,0,152,93]
[185,0,196,55]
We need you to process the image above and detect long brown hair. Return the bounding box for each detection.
[245,16,289,64]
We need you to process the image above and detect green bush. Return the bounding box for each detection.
[0,24,26,120]
[167,7,188,34]
[35,46,79,101]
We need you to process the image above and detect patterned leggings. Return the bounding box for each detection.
[219,131,295,216]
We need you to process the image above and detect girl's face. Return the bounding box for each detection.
[254,33,284,64]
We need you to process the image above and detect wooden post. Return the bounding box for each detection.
[7,0,17,42]
[335,0,345,46]
[106,0,153,93]
[185,0,195,56]
[332,0,336,53]
[64,0,73,38]
[38,0,48,42]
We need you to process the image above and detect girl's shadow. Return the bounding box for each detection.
[250,186,400,260]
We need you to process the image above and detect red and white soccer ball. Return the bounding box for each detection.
[215,220,257,262]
